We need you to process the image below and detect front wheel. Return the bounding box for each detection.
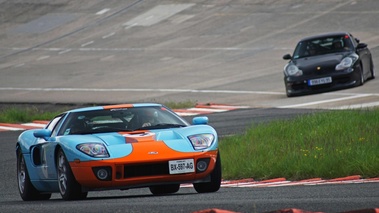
[56,149,87,200]
[17,149,51,201]
[370,58,375,79]
[193,152,222,193]
[356,64,365,86]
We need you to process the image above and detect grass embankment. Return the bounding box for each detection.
[220,108,379,180]
[1,105,378,180]
[0,107,59,123]
[0,101,195,123]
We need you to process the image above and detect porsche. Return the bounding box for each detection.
[16,103,221,201]
[282,32,375,97]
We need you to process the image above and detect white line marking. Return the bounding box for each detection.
[0,87,284,95]
[36,55,50,61]
[102,32,115,39]
[58,49,71,54]
[81,41,94,47]
[8,47,273,52]
[0,87,378,110]
[123,4,195,27]
[145,15,154,20]
[100,55,115,61]
[1,87,378,98]
[277,94,372,108]
[332,101,379,109]
[22,123,46,128]
[175,112,200,116]
[0,126,24,131]
[124,23,138,29]
[14,63,25,67]
[199,105,250,109]
[96,8,110,15]
[185,108,228,112]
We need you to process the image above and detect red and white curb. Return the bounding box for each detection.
[0,103,249,131]
[0,120,48,132]
[188,177,379,212]
[173,103,250,116]
[181,175,379,188]
[193,208,379,213]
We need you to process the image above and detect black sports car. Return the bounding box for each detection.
[282,32,375,97]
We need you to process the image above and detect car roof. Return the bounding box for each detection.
[299,32,351,42]
[67,103,164,113]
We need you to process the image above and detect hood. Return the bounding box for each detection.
[293,52,349,75]
[59,126,217,160]
[93,130,187,145]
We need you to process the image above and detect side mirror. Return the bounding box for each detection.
[192,116,208,125]
[33,129,52,141]
[357,43,367,49]
[283,54,292,60]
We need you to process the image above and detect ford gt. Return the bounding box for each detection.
[16,103,221,201]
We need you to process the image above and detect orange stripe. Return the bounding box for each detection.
[103,104,134,109]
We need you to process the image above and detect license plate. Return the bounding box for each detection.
[169,159,195,174]
[308,77,332,86]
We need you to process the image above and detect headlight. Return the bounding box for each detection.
[188,134,214,150]
[284,64,303,76]
[335,53,359,71]
[76,143,109,158]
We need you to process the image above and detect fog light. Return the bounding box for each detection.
[97,169,108,180]
[196,160,208,172]
[92,167,112,181]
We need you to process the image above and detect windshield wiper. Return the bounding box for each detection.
[133,123,186,131]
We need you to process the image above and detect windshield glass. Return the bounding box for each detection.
[58,106,189,135]
[293,35,353,59]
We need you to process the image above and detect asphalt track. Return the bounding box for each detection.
[0,0,378,212]
[0,0,378,109]
[1,122,379,213]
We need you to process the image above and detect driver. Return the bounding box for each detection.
[141,108,159,127]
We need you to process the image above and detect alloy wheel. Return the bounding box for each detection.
[18,156,26,194]
[57,152,68,195]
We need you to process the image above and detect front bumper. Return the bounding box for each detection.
[70,150,218,190]
[284,68,359,96]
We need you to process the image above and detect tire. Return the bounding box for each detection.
[149,184,180,195]
[370,58,375,79]
[17,149,51,201]
[286,91,293,98]
[56,149,88,200]
[357,64,364,86]
[193,152,222,193]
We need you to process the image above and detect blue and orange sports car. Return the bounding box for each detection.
[16,103,221,201]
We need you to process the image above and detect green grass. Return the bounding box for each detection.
[0,101,196,123]
[0,107,60,123]
[220,108,379,180]
[1,104,378,181]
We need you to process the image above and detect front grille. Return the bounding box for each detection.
[124,162,169,178]
[309,83,332,90]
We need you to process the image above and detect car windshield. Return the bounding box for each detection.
[293,35,354,59]
[58,106,189,135]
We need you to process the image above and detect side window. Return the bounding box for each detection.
[349,34,358,47]
[46,114,66,136]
